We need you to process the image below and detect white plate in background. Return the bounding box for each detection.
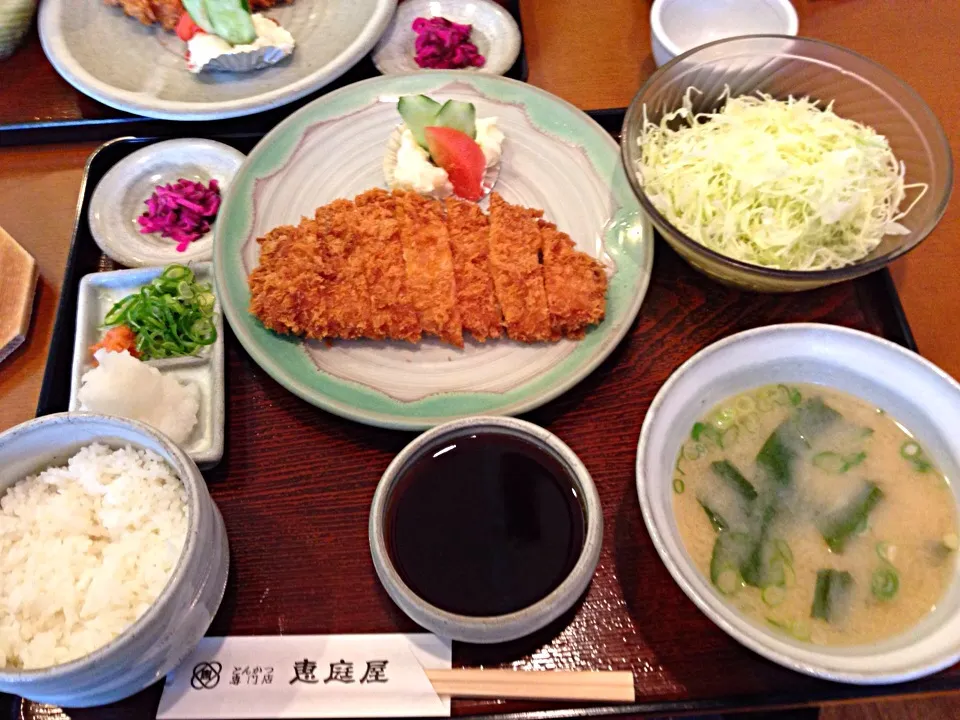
[39,0,396,120]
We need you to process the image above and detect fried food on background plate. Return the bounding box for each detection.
[247,190,608,347]
[103,0,290,31]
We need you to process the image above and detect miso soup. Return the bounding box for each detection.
[673,384,958,646]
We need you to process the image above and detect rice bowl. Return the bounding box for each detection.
[0,443,188,669]
[0,413,229,707]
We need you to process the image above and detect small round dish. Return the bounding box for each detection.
[89,138,246,268]
[636,323,960,684]
[650,0,798,67]
[372,0,521,76]
[370,416,603,643]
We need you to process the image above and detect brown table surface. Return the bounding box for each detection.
[0,0,959,716]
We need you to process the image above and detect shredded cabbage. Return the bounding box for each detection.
[636,88,928,271]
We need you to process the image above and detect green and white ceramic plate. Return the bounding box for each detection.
[215,72,653,429]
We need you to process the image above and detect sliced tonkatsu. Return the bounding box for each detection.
[354,190,422,343]
[444,197,502,341]
[314,200,373,339]
[487,193,555,343]
[539,219,608,338]
[248,190,608,347]
[394,190,463,347]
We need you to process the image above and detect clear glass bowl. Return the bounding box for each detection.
[621,35,953,292]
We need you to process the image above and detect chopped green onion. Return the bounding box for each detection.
[710,532,752,588]
[762,586,786,607]
[682,442,704,461]
[735,396,756,416]
[900,441,933,472]
[672,478,685,494]
[871,566,899,601]
[844,451,867,469]
[700,424,723,447]
[102,263,217,360]
[778,384,802,407]
[720,425,740,449]
[767,617,811,641]
[715,569,742,596]
[741,413,760,434]
[812,451,867,474]
[875,541,894,563]
[774,539,794,566]
[813,452,847,474]
[712,408,737,431]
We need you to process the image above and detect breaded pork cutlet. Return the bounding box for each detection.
[444,198,502,341]
[104,0,289,31]
[394,191,463,347]
[248,220,329,337]
[354,190,422,343]
[315,200,374,339]
[487,193,555,343]
[248,190,608,347]
[539,220,608,338]
[248,200,377,341]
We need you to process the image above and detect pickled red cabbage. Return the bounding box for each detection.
[412,16,485,70]
[137,178,221,252]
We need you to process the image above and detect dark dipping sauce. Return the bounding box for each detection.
[385,429,586,617]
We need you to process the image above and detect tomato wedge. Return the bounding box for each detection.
[424,126,486,201]
[176,12,202,42]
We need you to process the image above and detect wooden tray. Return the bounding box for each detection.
[14,122,957,720]
[0,1,528,147]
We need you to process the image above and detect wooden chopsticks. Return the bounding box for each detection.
[424,669,635,702]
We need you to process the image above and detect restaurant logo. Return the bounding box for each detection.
[191,661,222,690]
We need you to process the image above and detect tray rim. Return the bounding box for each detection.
[30,127,942,720]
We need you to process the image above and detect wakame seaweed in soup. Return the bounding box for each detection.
[673,384,958,646]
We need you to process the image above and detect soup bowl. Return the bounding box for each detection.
[0,412,229,706]
[636,324,960,683]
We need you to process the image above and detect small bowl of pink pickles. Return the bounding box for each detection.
[412,16,485,70]
[88,139,245,268]
[137,179,222,253]
[373,0,521,76]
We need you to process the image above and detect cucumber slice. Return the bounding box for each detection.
[397,95,442,149]
[182,0,216,33]
[202,0,256,45]
[435,99,477,139]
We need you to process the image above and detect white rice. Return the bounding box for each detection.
[0,443,188,670]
